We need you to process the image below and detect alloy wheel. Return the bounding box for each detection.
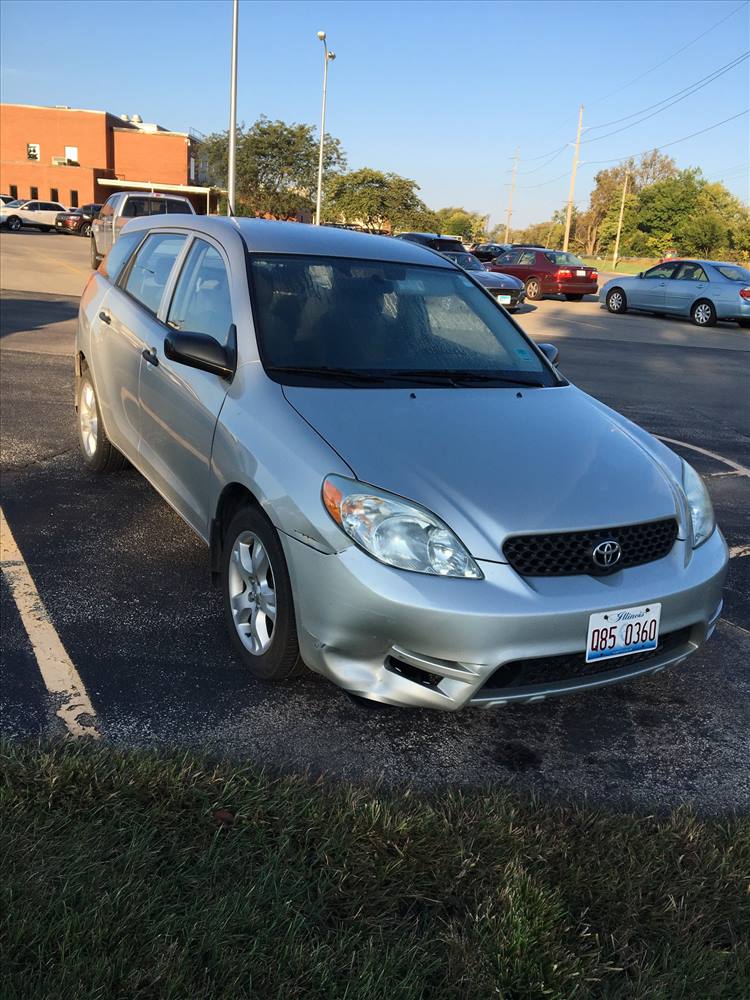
[608,291,624,312]
[7,217,20,232]
[693,303,712,325]
[228,531,277,655]
[79,380,98,457]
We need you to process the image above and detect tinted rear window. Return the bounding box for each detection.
[166,199,193,214]
[544,251,585,266]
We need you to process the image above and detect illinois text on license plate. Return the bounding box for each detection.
[585,603,661,663]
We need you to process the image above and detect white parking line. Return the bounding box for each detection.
[656,436,750,478]
[0,508,100,739]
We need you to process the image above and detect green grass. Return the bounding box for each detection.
[580,256,654,275]
[1,742,748,999]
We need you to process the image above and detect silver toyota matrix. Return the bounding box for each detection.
[75,217,727,710]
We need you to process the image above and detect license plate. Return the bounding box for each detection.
[576,269,587,277]
[585,603,661,663]
[498,294,512,304]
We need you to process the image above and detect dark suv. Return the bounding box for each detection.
[472,242,511,262]
[394,232,466,253]
[55,204,102,237]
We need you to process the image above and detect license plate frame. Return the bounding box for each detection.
[585,603,661,663]
[498,294,512,304]
[576,269,587,277]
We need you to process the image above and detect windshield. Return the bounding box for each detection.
[714,264,750,281]
[5,199,25,208]
[249,255,557,387]
[544,251,585,266]
[443,252,484,272]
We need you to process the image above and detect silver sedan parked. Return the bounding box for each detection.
[600,259,750,327]
[75,217,727,710]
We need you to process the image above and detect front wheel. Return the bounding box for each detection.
[606,287,627,314]
[80,222,92,238]
[525,278,543,301]
[691,300,717,327]
[6,216,21,232]
[77,370,127,472]
[221,505,302,682]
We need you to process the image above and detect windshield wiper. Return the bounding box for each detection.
[267,365,388,384]
[385,369,547,388]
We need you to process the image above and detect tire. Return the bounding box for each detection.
[77,369,127,473]
[606,287,627,314]
[525,277,543,301]
[90,236,101,270]
[737,319,750,329]
[565,294,584,301]
[6,216,21,232]
[690,299,717,327]
[221,504,302,682]
[81,222,92,238]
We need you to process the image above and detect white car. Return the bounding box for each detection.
[0,199,68,232]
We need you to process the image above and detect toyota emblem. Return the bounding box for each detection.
[592,539,622,570]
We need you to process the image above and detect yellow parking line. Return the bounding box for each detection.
[35,249,89,278]
[0,507,100,739]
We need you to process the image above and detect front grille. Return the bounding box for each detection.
[503,517,678,577]
[479,626,693,692]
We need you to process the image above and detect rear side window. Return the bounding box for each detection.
[123,233,187,314]
[122,197,151,219]
[99,229,144,282]
[715,264,750,281]
[167,239,232,345]
[166,199,193,214]
[517,251,536,265]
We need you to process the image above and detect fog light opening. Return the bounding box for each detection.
[385,655,442,689]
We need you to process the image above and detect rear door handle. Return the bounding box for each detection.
[98,311,111,324]
[142,347,159,367]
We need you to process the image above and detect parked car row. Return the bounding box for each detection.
[0,198,69,232]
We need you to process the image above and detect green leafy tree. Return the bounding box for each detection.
[325,168,436,232]
[434,207,488,242]
[202,116,346,217]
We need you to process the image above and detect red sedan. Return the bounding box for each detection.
[486,248,598,301]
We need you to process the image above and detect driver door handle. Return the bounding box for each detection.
[98,311,111,324]
[142,347,159,367]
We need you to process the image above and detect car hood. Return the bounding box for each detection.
[472,270,523,290]
[283,383,683,562]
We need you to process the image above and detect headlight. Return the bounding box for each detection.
[322,475,483,579]
[681,460,715,547]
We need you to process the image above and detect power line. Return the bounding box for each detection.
[585,51,749,134]
[582,109,748,166]
[512,171,570,190]
[516,146,570,176]
[590,0,749,106]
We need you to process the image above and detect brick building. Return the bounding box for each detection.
[0,103,219,212]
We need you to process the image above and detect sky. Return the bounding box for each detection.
[1,0,748,228]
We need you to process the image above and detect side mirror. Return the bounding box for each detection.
[538,342,559,366]
[637,271,644,278]
[164,324,236,379]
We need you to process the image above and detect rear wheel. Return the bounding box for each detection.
[525,277,543,301]
[77,369,127,473]
[221,504,302,682]
[737,319,750,329]
[606,287,627,314]
[90,237,101,270]
[691,299,717,327]
[565,293,584,301]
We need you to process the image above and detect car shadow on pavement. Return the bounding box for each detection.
[0,294,79,338]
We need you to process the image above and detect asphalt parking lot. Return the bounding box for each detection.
[1,229,749,813]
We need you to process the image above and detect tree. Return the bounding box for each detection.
[201,116,346,217]
[325,168,436,232]
[434,207,488,242]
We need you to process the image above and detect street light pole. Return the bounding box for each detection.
[562,104,584,252]
[315,31,335,226]
[227,0,239,216]
[504,146,519,243]
[612,171,629,271]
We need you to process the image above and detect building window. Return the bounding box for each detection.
[27,143,40,161]
[50,188,59,202]
[64,145,79,164]
[9,185,17,199]
[70,190,79,208]
[30,186,39,199]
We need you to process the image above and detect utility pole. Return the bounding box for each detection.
[504,146,519,243]
[315,32,336,225]
[226,0,239,216]
[612,171,629,271]
[562,104,584,251]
